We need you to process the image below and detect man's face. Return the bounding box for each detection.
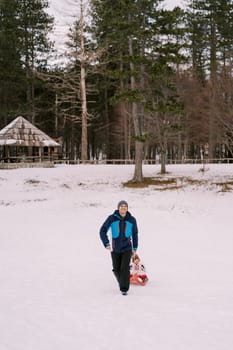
[119,204,128,216]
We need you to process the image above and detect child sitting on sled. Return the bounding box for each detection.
[130,254,148,286]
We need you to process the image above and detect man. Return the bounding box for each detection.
[99,200,138,295]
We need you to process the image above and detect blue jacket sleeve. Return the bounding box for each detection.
[99,215,112,248]
[132,217,138,251]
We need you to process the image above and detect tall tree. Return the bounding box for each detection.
[65,0,92,162]
[91,0,166,181]
[186,0,233,159]
[53,0,102,162]
[17,0,53,123]
[90,0,133,160]
[148,6,186,173]
[0,0,25,123]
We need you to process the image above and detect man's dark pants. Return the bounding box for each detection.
[111,250,132,292]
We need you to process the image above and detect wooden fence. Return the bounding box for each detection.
[54,158,233,165]
[1,156,233,167]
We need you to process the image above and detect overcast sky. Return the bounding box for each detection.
[47,0,184,53]
[48,0,184,23]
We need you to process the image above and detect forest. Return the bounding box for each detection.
[1,0,233,177]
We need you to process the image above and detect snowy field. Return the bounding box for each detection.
[0,163,233,350]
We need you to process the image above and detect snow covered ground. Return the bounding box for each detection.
[0,163,233,350]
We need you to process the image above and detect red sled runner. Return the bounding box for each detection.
[130,254,148,286]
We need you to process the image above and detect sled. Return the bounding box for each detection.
[130,274,147,286]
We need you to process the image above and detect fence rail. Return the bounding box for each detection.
[1,156,233,166]
[54,158,233,165]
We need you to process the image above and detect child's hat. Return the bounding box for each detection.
[132,254,140,261]
[117,200,128,209]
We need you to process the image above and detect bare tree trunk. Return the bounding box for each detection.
[55,93,58,136]
[119,54,128,159]
[80,62,88,161]
[31,79,35,125]
[80,0,88,161]
[104,83,110,159]
[160,140,167,174]
[31,51,35,124]
[128,27,143,182]
[26,55,33,123]
[153,99,167,174]
[177,115,182,161]
[208,18,218,160]
[134,140,143,180]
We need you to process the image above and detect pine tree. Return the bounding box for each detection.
[91,0,166,181]
[0,0,25,123]
[147,6,186,173]
[17,0,54,123]
[186,0,233,159]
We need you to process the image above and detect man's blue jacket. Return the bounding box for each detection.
[100,210,138,253]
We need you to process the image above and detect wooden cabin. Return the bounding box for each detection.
[0,116,60,168]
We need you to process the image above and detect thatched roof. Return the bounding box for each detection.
[0,116,60,147]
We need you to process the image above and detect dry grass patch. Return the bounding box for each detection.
[212,180,233,193]
[25,179,41,185]
[123,177,179,189]
[123,175,233,192]
[184,177,207,186]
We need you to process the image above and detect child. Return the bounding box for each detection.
[130,254,148,286]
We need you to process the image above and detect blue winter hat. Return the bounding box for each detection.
[117,200,128,209]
